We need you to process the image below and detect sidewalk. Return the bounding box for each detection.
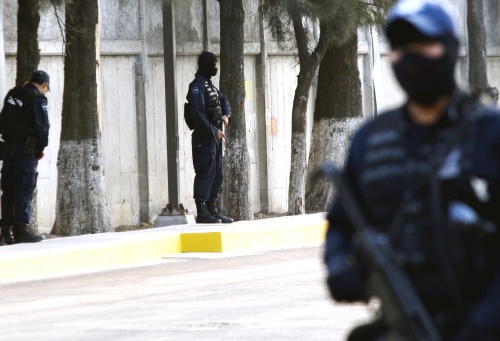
[0,213,327,283]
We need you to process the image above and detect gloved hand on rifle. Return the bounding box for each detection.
[454,322,497,341]
[326,253,365,302]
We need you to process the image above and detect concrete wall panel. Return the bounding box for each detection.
[485,0,500,46]
[145,56,169,217]
[3,0,17,41]
[100,0,140,41]
[2,0,500,228]
[100,55,140,227]
[175,0,204,45]
[487,57,500,94]
[266,55,297,213]
[36,56,64,228]
[175,55,198,213]
[243,55,260,212]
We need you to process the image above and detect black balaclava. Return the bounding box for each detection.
[389,21,459,106]
[197,51,218,78]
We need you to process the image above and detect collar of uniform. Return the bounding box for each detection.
[24,82,42,96]
[401,86,468,130]
[443,86,470,122]
[195,73,212,84]
[401,105,451,130]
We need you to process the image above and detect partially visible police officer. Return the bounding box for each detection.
[187,51,233,224]
[0,70,50,245]
[324,0,500,340]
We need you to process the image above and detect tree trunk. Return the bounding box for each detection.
[287,20,331,215]
[288,66,315,215]
[218,0,252,221]
[16,0,40,234]
[467,0,498,104]
[51,0,111,235]
[305,34,363,212]
[16,0,40,86]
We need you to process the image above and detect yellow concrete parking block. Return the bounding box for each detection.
[181,214,327,252]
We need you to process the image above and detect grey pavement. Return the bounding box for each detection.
[0,247,375,341]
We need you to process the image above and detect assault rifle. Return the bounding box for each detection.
[317,161,442,341]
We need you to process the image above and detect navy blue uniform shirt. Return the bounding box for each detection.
[25,83,50,152]
[187,74,231,140]
[325,91,500,334]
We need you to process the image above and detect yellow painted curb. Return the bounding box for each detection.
[0,215,328,281]
[181,232,223,252]
[180,220,327,252]
[0,234,181,280]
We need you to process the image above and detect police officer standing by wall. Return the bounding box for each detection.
[324,0,500,339]
[187,51,233,224]
[0,70,50,245]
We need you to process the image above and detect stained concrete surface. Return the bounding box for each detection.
[0,247,374,341]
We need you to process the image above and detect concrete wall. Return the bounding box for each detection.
[2,0,500,229]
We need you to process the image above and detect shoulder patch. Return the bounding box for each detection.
[6,96,23,107]
[192,87,200,95]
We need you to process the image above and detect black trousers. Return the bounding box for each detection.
[192,134,223,203]
[1,143,37,226]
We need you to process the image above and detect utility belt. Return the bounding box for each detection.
[4,135,38,155]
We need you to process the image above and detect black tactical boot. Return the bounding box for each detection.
[0,225,14,245]
[196,202,221,224]
[207,201,233,224]
[12,224,43,244]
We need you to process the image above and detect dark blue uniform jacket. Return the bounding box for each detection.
[325,91,500,335]
[187,74,231,140]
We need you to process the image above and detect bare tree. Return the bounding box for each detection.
[262,0,392,214]
[51,0,111,235]
[305,2,394,212]
[16,0,41,86]
[262,0,357,214]
[467,0,498,104]
[218,0,252,221]
[305,34,362,212]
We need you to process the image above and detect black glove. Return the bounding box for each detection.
[326,256,365,302]
[454,323,498,341]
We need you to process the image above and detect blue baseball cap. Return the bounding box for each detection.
[386,0,459,44]
[30,70,50,91]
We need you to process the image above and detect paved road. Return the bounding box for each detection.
[0,247,374,341]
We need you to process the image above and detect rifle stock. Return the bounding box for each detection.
[319,162,442,341]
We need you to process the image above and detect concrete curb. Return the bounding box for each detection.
[0,213,327,282]
[180,213,327,252]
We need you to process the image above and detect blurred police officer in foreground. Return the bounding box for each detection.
[0,70,50,245]
[324,0,500,339]
[187,51,233,224]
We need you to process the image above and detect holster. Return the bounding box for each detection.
[23,136,37,155]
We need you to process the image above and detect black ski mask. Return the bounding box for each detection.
[392,37,459,106]
[197,51,218,78]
